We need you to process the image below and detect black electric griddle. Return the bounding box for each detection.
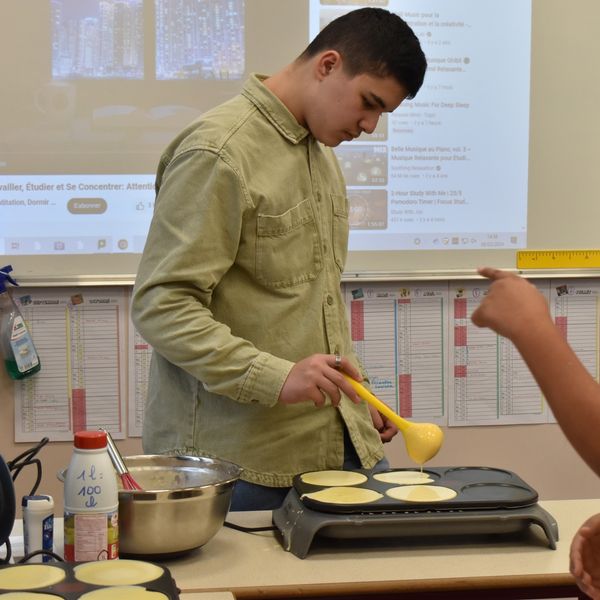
[272,467,559,558]
[0,560,180,598]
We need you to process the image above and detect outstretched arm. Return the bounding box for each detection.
[472,267,600,477]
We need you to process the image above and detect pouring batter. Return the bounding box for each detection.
[342,374,444,466]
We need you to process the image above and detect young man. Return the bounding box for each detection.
[472,267,600,599]
[132,8,427,510]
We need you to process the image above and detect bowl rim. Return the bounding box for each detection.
[57,453,243,494]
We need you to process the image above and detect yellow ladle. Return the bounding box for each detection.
[341,373,444,465]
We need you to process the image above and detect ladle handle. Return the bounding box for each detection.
[341,373,411,433]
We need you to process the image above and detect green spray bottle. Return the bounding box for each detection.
[0,265,41,379]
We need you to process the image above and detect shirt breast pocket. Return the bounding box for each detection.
[256,198,322,288]
[331,193,349,272]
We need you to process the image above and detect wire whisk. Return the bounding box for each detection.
[99,428,143,491]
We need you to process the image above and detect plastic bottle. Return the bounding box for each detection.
[63,430,119,561]
[0,265,41,380]
[22,495,54,562]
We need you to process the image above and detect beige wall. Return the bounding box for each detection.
[2,360,599,518]
[2,0,600,523]
[0,367,142,517]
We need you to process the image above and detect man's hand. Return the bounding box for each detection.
[368,404,398,442]
[279,353,363,407]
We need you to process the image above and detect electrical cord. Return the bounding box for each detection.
[0,437,50,564]
[17,549,64,564]
[0,538,11,564]
[7,437,49,496]
[223,521,277,533]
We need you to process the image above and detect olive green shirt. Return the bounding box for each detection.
[131,74,384,486]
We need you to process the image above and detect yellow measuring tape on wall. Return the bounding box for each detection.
[516,250,600,269]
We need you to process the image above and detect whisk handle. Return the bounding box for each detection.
[99,427,127,476]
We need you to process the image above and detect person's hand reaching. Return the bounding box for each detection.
[570,512,600,599]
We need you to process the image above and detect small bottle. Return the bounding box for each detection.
[22,495,54,562]
[63,430,119,561]
[0,265,41,380]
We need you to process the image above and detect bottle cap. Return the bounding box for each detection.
[74,430,107,449]
[22,495,54,510]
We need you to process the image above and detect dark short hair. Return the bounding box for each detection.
[299,7,427,99]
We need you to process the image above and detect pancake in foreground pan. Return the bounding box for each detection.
[300,470,368,487]
[303,486,383,504]
[373,471,434,485]
[385,485,457,502]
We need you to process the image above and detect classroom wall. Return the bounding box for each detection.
[2,0,600,516]
[2,355,599,516]
[0,365,143,517]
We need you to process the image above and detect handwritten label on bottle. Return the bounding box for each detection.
[76,465,106,508]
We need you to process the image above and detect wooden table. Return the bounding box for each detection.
[9,499,600,598]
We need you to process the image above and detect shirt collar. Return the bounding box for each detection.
[241,73,310,145]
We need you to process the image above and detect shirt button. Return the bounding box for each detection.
[327,295,334,305]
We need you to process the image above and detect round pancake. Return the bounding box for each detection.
[0,565,65,590]
[385,485,457,502]
[0,594,65,599]
[80,586,168,599]
[300,470,367,487]
[303,486,382,504]
[373,471,434,485]
[74,560,164,586]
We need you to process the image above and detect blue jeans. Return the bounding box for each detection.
[230,429,390,511]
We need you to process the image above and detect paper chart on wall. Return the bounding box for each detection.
[448,280,551,426]
[128,325,152,437]
[547,279,600,424]
[13,287,127,442]
[344,282,448,424]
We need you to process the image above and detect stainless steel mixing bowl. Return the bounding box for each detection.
[120,454,242,557]
[59,454,242,558]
